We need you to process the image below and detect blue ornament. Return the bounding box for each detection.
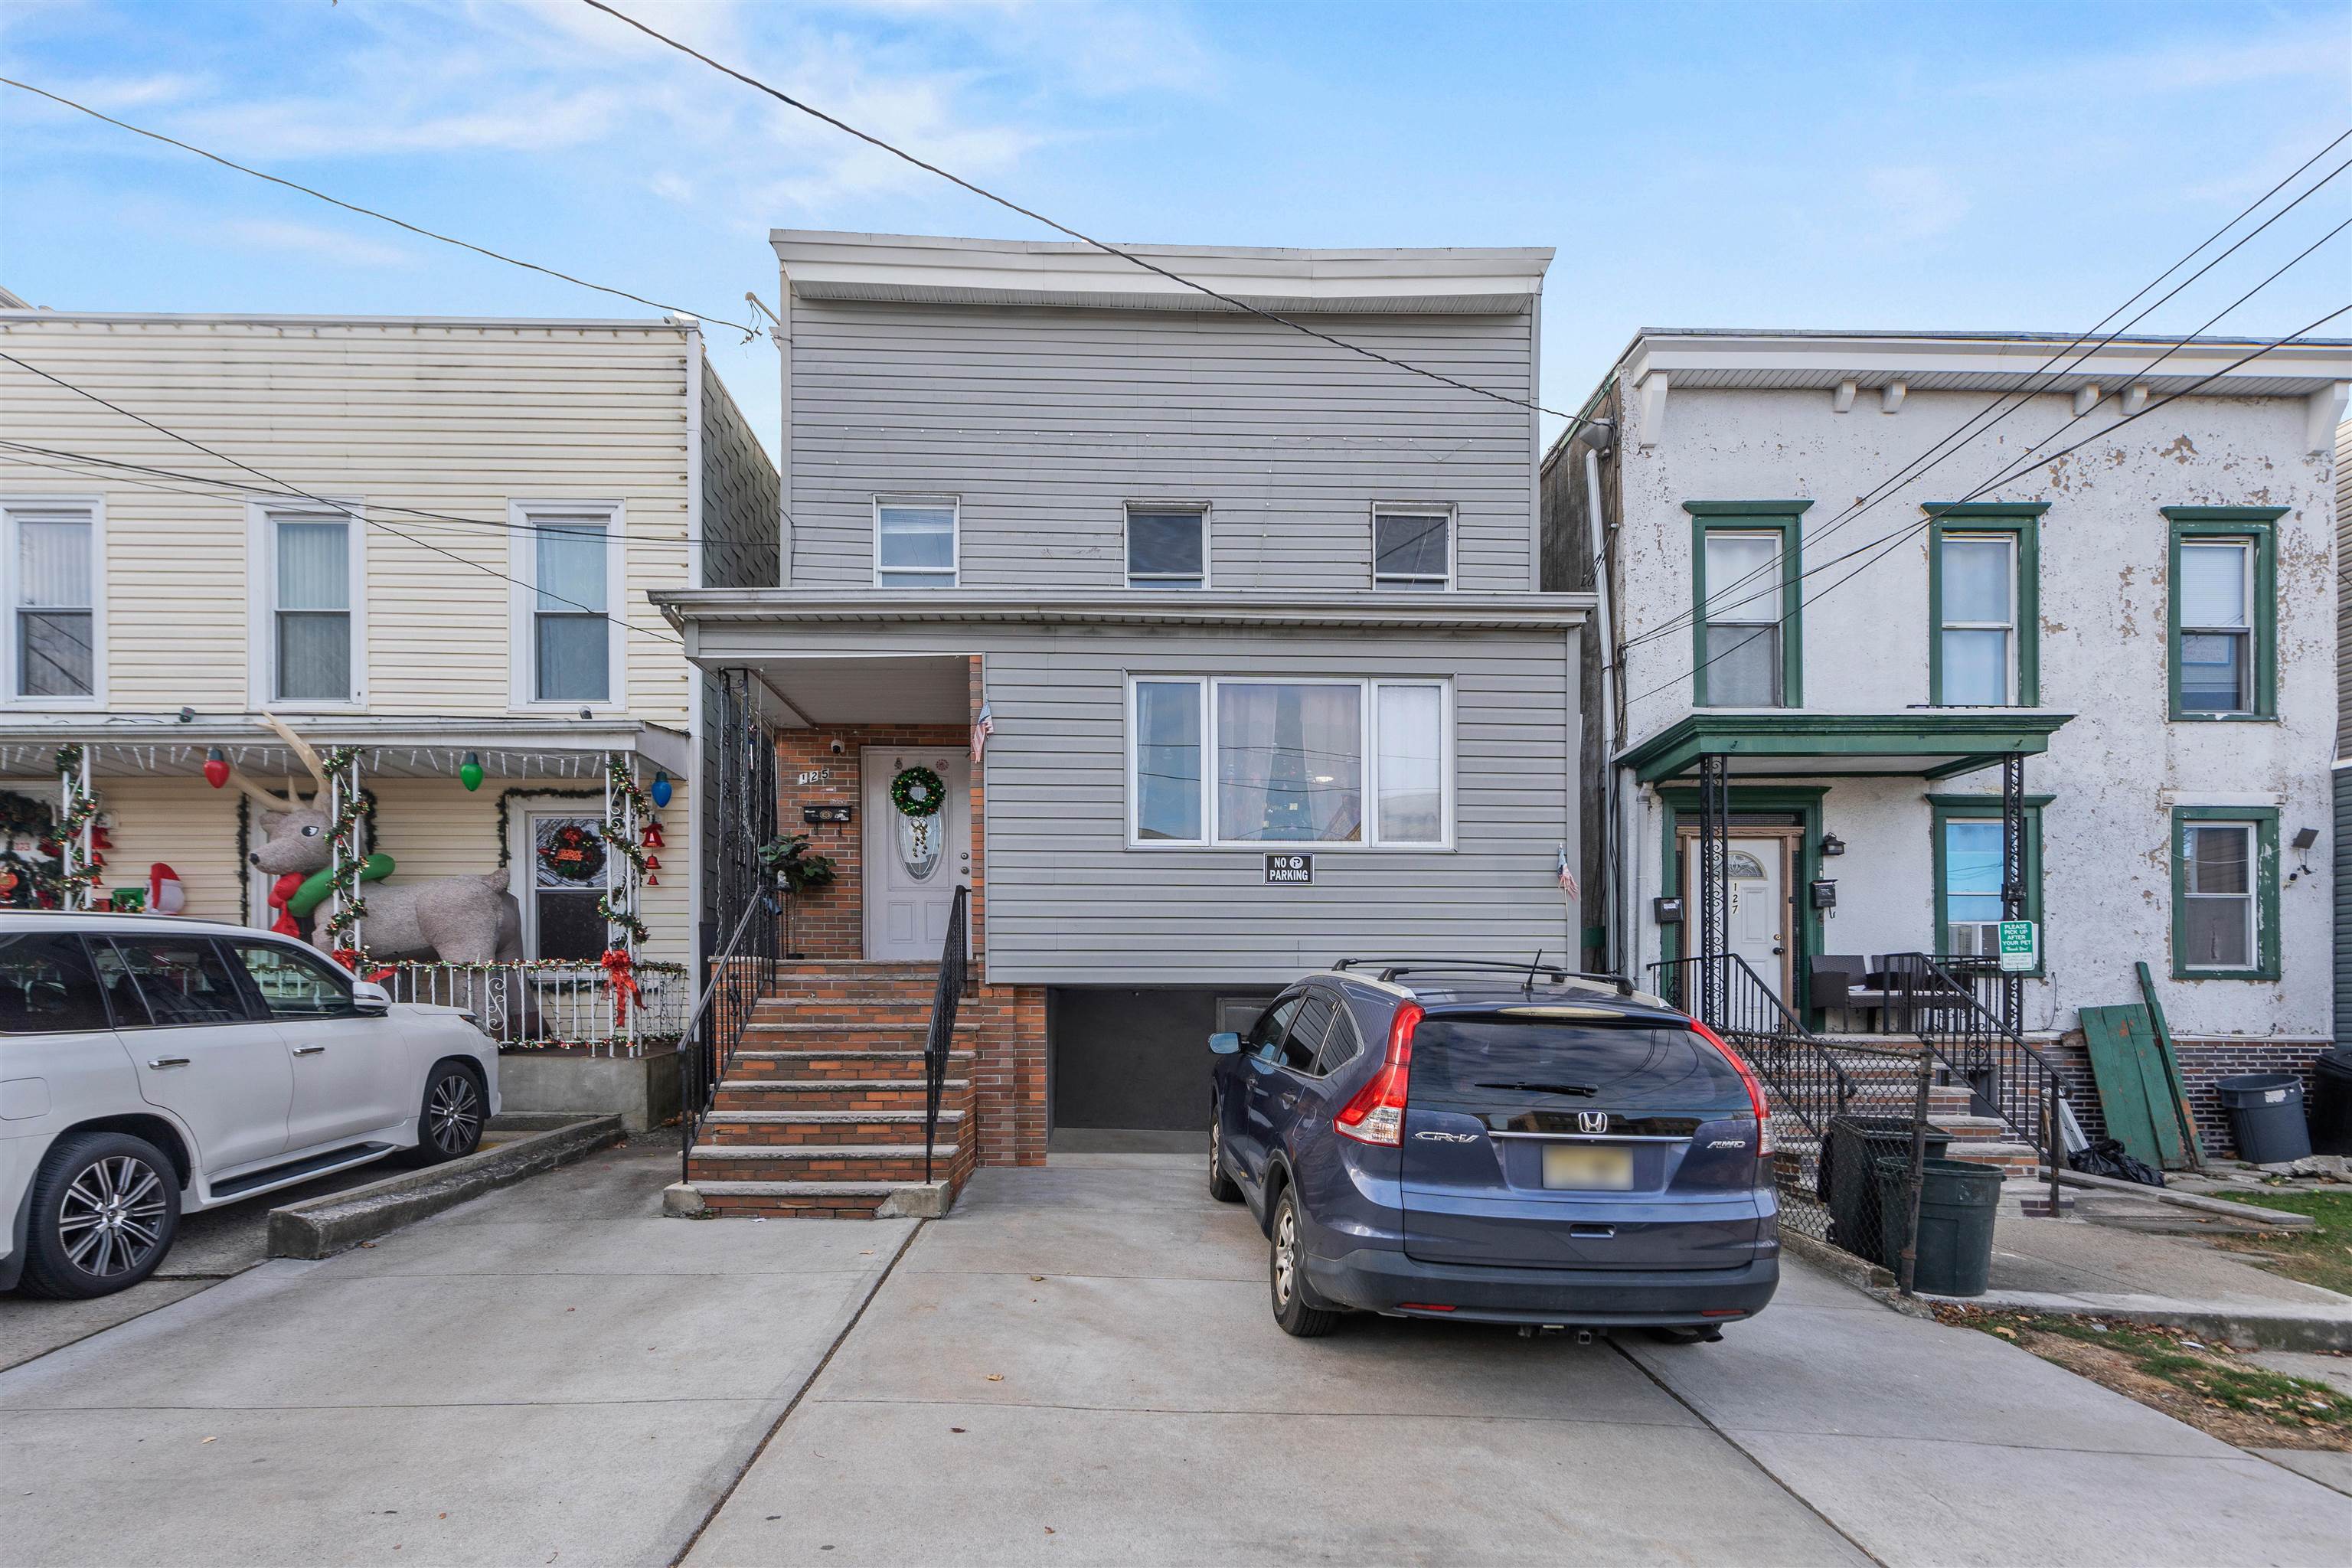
[651,770,673,808]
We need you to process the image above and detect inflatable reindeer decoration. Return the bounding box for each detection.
[220,717,521,963]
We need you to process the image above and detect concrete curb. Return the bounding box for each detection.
[1918,1289,2352,1352]
[266,1113,626,1259]
[2055,1167,2317,1228]
[1780,1228,1895,1293]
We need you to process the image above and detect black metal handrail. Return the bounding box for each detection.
[923,883,971,1184]
[1878,951,2059,1153]
[1653,952,1883,1138]
[677,882,780,1184]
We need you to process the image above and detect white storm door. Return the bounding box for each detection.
[861,746,971,961]
[1684,835,1792,1000]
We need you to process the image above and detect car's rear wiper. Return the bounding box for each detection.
[1475,1080,1599,1096]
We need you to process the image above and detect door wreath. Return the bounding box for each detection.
[890,766,947,880]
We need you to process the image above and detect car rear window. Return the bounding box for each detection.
[0,933,112,1034]
[1407,1015,1749,1112]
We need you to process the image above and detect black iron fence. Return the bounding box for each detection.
[1653,952,1936,1293]
[1880,951,2057,1158]
[677,883,780,1182]
[923,883,971,1183]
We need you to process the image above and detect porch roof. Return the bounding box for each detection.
[0,715,691,781]
[653,589,1595,633]
[1616,710,2073,785]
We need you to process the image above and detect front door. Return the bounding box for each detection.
[861,746,971,960]
[1681,831,1794,999]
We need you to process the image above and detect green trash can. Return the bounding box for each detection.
[1819,1117,1952,1267]
[1875,1156,2004,1296]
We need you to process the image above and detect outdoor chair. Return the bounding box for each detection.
[1807,955,1890,1031]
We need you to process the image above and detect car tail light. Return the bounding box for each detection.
[1687,1017,1774,1158]
[1335,1001,1422,1146]
[1700,1308,1746,1318]
[1398,1302,1455,1312]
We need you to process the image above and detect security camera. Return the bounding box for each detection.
[828,739,844,756]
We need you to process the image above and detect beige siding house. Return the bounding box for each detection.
[0,309,777,1123]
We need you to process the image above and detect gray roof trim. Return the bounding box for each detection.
[652,589,1592,632]
[0,311,695,332]
[771,230,1551,315]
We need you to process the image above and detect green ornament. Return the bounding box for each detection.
[459,753,484,792]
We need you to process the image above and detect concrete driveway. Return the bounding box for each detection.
[690,1152,2352,1568]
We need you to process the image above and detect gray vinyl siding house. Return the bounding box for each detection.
[658,230,1586,1138]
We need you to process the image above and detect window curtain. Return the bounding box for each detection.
[15,515,92,696]
[276,518,349,701]
[1217,683,1361,842]
[535,519,609,702]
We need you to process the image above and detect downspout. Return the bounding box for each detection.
[1583,437,1620,974]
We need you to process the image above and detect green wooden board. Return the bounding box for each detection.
[2079,1004,2186,1170]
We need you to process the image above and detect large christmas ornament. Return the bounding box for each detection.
[459,753,484,792]
[204,748,230,789]
[650,770,672,808]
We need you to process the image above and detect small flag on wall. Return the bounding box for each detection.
[1557,846,1579,903]
[971,702,995,763]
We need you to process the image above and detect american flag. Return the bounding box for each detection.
[1557,846,1579,903]
[971,702,995,763]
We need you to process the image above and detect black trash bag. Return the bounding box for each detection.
[2068,1138,2165,1187]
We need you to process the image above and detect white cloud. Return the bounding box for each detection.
[213,217,414,269]
[1864,165,1970,243]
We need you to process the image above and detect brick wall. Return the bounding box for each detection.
[2050,1033,2328,1159]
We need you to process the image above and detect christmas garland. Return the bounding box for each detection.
[53,746,103,909]
[0,790,61,908]
[492,786,604,869]
[320,747,369,946]
[890,765,946,818]
[596,755,653,946]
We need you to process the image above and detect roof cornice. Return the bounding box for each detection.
[652,589,1592,632]
[1615,328,2352,395]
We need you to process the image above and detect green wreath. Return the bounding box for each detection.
[890,765,946,819]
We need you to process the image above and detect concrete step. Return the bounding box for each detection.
[688,1144,965,1183]
[1948,1142,2040,1176]
[711,1078,969,1111]
[727,1049,976,1081]
[1929,1115,2015,1142]
[698,1109,967,1147]
[687,1178,959,1220]
[743,1021,981,1049]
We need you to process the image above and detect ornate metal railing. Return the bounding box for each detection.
[381,959,688,1055]
[1654,951,1936,1292]
[1880,950,2058,1155]
[923,883,971,1184]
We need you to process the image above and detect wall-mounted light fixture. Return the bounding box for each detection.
[1820,832,1847,858]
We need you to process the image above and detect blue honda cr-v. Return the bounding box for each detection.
[1208,959,1779,1338]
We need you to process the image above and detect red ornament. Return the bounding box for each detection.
[91,825,113,851]
[204,748,230,789]
[640,822,665,849]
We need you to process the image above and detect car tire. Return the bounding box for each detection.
[18,1131,181,1300]
[1268,1187,1341,1338]
[1207,1105,1242,1204]
[409,1061,487,1165]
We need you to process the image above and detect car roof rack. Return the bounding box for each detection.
[1330,956,1637,998]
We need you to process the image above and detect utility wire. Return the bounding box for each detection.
[0,351,686,648]
[1619,132,2352,655]
[577,0,1586,432]
[1622,299,2352,710]
[0,76,757,336]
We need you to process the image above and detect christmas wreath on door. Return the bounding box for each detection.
[890,765,946,881]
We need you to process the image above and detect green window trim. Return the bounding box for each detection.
[1655,786,1828,1008]
[2170,805,2280,980]
[1927,793,2050,975]
[1926,503,2045,707]
[1685,501,1810,710]
[2164,506,2282,722]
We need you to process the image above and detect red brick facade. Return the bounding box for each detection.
[761,659,1045,1167]
[2048,1034,2328,1160]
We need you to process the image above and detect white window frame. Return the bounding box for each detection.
[507,796,614,959]
[873,495,959,590]
[1937,531,2018,706]
[1122,675,1455,851]
[1370,502,1456,591]
[2178,537,2256,715]
[507,500,627,713]
[2180,819,2257,974]
[1123,502,1210,590]
[2,495,105,709]
[247,498,367,710]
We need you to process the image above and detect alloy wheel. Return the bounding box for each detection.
[1273,1204,1297,1306]
[1210,1119,1222,1181]
[428,1073,483,1156]
[57,1155,168,1280]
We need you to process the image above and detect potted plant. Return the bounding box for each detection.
[757,832,838,960]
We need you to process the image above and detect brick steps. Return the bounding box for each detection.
[698,1109,965,1146]
[728,1049,976,1081]
[691,1143,965,1183]
[711,1078,967,1111]
[694,1180,953,1219]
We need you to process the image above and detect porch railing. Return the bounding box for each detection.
[924,883,971,1184]
[677,884,782,1183]
[1879,951,2060,1157]
[381,959,688,1056]
[1653,951,1935,1293]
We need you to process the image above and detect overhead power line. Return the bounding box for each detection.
[0,76,758,336]
[0,351,685,648]
[1620,130,2352,658]
[576,0,1588,432]
[1622,299,2352,710]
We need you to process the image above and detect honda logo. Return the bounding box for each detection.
[1577,1110,1609,1135]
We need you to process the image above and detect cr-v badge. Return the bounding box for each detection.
[1412,1131,1478,1144]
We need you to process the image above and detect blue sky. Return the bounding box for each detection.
[4,0,2347,456]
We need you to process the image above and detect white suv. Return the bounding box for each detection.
[0,913,500,1298]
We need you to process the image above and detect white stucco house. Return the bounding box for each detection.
[1545,328,2351,1156]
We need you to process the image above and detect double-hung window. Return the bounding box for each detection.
[2171,807,2278,979]
[1126,507,1205,589]
[1928,503,2041,707]
[4,501,98,701]
[1373,505,1452,590]
[253,503,361,705]
[2166,508,2280,720]
[1126,677,1450,848]
[509,502,621,708]
[876,498,957,589]
[1687,503,1808,708]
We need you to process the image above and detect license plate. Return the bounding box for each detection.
[1542,1144,1634,1191]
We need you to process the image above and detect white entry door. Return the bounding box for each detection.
[862,746,971,961]
[1684,832,1792,1000]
